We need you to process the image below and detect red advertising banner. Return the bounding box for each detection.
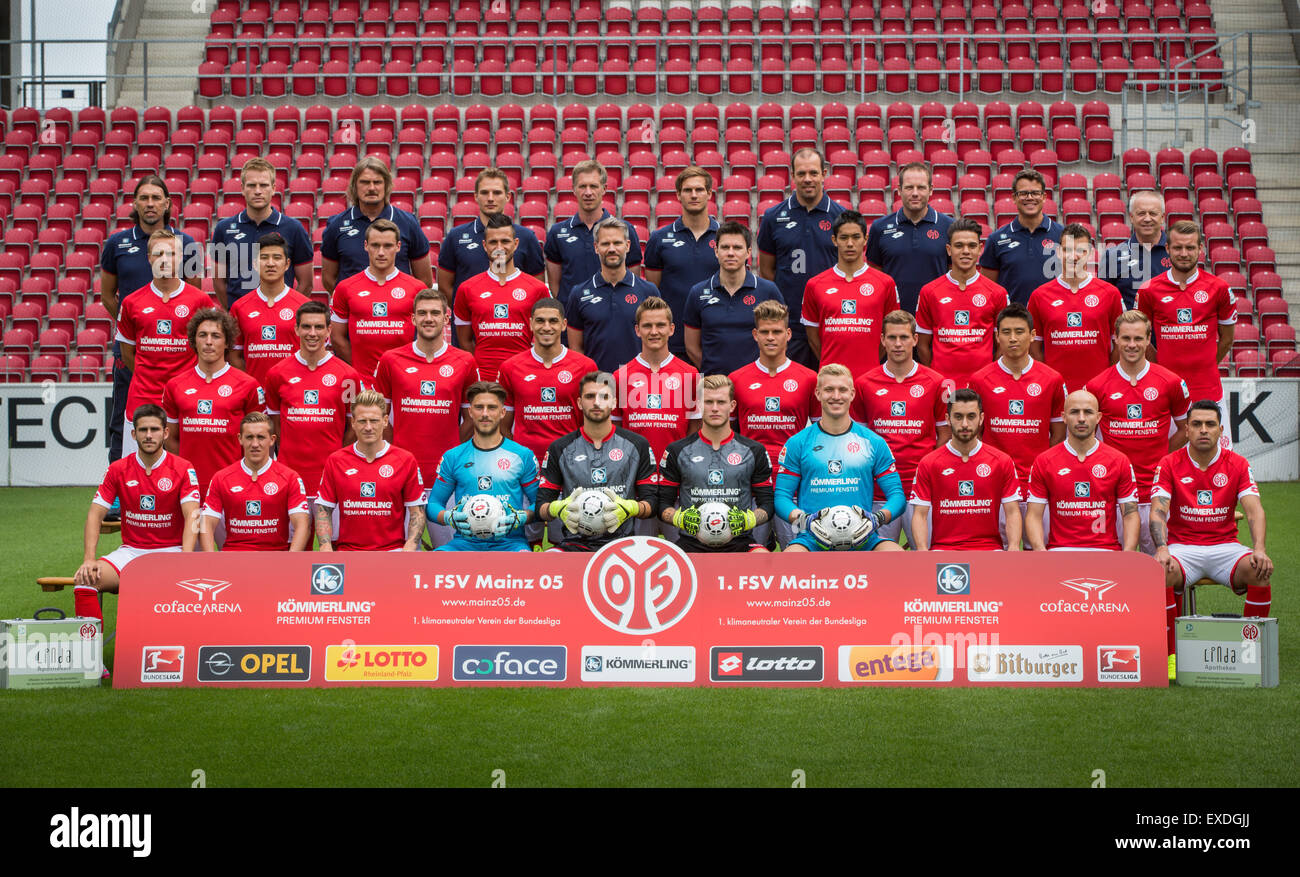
[115,538,1167,688]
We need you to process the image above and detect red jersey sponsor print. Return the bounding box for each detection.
[850,362,949,501]
[372,342,479,483]
[330,267,420,377]
[316,442,424,551]
[1027,276,1124,391]
[911,441,1022,550]
[202,459,308,550]
[1137,268,1235,402]
[800,264,900,377]
[612,354,701,462]
[452,269,551,381]
[497,346,598,462]
[263,352,364,496]
[915,272,1010,387]
[115,282,212,418]
[1087,361,1191,501]
[1027,440,1138,550]
[161,364,265,500]
[229,287,311,385]
[728,358,822,468]
[968,357,1066,493]
[1151,446,1259,546]
[92,450,200,549]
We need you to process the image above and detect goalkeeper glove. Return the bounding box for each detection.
[789,508,809,533]
[491,502,528,537]
[547,489,583,533]
[727,507,757,536]
[602,488,640,532]
[448,499,476,538]
[672,505,701,536]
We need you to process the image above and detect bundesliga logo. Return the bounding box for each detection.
[890,401,906,417]
[197,400,213,414]
[244,500,262,516]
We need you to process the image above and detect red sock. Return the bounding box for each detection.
[1165,586,1179,655]
[1244,583,1271,617]
[74,585,103,622]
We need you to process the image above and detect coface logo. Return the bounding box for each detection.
[325,645,439,682]
[261,325,276,340]
[838,645,954,682]
[452,646,566,682]
[360,481,376,497]
[708,646,823,682]
[591,466,607,484]
[372,302,388,317]
[311,563,344,595]
[140,646,184,683]
[1097,646,1141,682]
[579,645,695,681]
[583,537,698,635]
[197,646,311,682]
[139,495,155,510]
[936,563,970,595]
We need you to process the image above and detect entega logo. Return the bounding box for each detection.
[839,645,955,682]
[709,646,823,682]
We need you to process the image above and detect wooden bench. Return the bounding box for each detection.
[37,521,122,592]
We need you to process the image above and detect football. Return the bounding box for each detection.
[696,502,734,547]
[462,494,505,539]
[814,504,867,550]
[574,488,615,537]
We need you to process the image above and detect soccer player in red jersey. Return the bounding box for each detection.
[200,412,310,551]
[161,309,264,501]
[315,390,426,551]
[264,302,363,508]
[612,296,701,462]
[115,230,213,455]
[73,405,200,625]
[1151,401,1272,675]
[1026,389,1140,551]
[911,388,1022,551]
[228,232,311,385]
[453,213,551,382]
[729,300,821,548]
[1137,219,1235,424]
[1027,223,1125,392]
[916,217,1010,387]
[801,209,900,377]
[1085,310,1191,554]
[330,218,422,378]
[850,309,950,546]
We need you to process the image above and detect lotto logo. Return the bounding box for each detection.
[1066,312,1083,327]
[140,495,156,510]
[1197,489,1213,505]
[372,302,388,317]
[493,303,509,319]
[1009,400,1025,415]
[244,500,262,517]
[954,310,970,326]
[304,390,320,404]
[591,467,607,484]
[708,469,724,485]
[1074,482,1091,498]
[764,396,781,412]
[197,400,213,414]
[841,300,857,315]
[1127,403,1143,419]
[156,319,172,334]
[1176,307,1193,323]
[477,475,492,491]
[361,482,376,497]
[958,480,974,496]
[646,394,662,409]
[890,401,906,416]
[261,325,276,340]
[541,387,557,402]
[420,380,437,396]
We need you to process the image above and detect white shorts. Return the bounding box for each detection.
[1003,500,1045,549]
[1117,502,1154,555]
[1168,542,1253,587]
[872,500,912,547]
[121,415,138,456]
[102,544,182,574]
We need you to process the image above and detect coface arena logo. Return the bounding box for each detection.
[153,579,241,615]
[583,537,698,635]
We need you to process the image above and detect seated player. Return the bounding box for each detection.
[775,364,905,552]
[1151,400,1272,678]
[73,405,200,625]
[910,389,1022,551]
[657,375,774,552]
[425,382,538,552]
[314,390,426,552]
[200,412,310,551]
[536,372,658,551]
[1025,390,1140,551]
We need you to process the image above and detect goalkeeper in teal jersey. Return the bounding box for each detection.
[775,364,906,551]
[426,381,538,552]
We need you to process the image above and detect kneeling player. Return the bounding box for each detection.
[775,364,905,552]
[200,412,311,550]
[1151,401,1272,675]
[73,405,200,623]
[426,381,538,552]
[658,375,773,552]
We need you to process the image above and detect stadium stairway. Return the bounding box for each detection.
[114,0,209,109]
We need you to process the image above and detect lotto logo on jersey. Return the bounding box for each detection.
[1176,307,1193,324]
[841,300,857,315]
[477,476,492,491]
[360,482,376,497]
[304,390,319,404]
[1009,400,1025,415]
[420,380,437,396]
[646,394,662,409]
[372,302,389,317]
[954,310,970,326]
[708,469,724,485]
[828,460,843,475]
[244,500,262,517]
[591,467,607,485]
[493,303,509,319]
[1074,482,1091,498]
[541,387,557,402]
[1066,312,1083,327]
[890,401,906,417]
[140,494,156,510]
[1197,489,1213,505]
[156,319,172,335]
[197,400,213,415]
[764,396,781,412]
[958,480,974,496]
[260,325,276,340]
[1127,403,1143,419]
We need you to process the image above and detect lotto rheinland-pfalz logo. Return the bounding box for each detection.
[583,537,698,635]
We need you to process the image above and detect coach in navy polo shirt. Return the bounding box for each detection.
[546,159,643,305]
[685,222,783,377]
[565,218,660,373]
[321,156,432,293]
[437,168,545,301]
[1099,190,1171,310]
[978,168,1063,306]
[643,166,720,358]
[99,175,200,464]
[211,158,314,308]
[757,148,846,369]
[866,161,954,313]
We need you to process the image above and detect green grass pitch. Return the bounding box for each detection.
[1,484,1295,788]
